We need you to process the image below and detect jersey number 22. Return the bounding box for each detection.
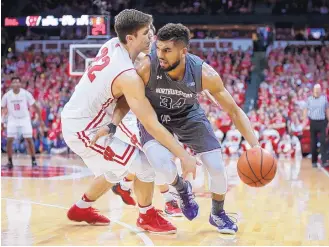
[87,47,110,82]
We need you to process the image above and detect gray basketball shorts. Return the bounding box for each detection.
[138,114,221,154]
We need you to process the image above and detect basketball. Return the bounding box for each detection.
[237,147,277,187]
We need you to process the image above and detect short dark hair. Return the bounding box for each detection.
[150,24,156,34]
[11,76,21,82]
[157,23,190,46]
[114,9,153,44]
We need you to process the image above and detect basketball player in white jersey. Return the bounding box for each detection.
[61,9,198,234]
[1,76,45,169]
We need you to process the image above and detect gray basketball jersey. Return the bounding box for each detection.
[139,46,221,153]
[146,49,204,123]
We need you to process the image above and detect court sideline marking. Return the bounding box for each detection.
[1,197,154,246]
[319,166,329,178]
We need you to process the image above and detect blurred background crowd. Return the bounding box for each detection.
[2,0,329,159]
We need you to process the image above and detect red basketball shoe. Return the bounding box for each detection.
[67,205,110,225]
[164,200,183,217]
[137,207,177,234]
[112,183,136,206]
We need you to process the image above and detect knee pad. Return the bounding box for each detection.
[143,140,178,185]
[130,151,156,183]
[198,149,227,194]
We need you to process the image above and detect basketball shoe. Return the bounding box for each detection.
[67,205,110,225]
[112,183,136,206]
[6,162,13,170]
[32,160,38,168]
[164,200,183,217]
[209,210,238,234]
[175,180,199,221]
[137,207,177,234]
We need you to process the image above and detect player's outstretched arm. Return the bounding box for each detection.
[118,70,197,179]
[201,62,260,148]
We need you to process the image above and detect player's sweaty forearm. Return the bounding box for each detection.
[111,96,130,126]
[230,108,259,147]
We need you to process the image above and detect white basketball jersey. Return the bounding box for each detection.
[61,38,135,124]
[1,89,35,119]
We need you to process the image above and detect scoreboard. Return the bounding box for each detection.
[87,15,110,39]
[5,14,111,39]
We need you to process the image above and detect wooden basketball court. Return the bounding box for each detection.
[1,154,329,246]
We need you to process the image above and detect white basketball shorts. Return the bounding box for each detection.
[7,116,33,138]
[61,115,147,183]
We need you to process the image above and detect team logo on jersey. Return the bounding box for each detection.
[130,134,138,145]
[161,114,171,123]
[157,75,162,80]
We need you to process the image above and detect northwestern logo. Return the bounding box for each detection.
[156,88,193,98]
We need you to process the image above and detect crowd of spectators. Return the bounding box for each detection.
[253,45,328,158]
[144,0,254,15]
[9,0,329,17]
[275,27,329,41]
[19,0,133,17]
[143,0,328,15]
[271,0,329,14]
[1,50,77,155]
[1,45,253,156]
[2,42,328,159]
[197,44,329,159]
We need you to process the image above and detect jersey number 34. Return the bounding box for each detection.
[160,96,186,109]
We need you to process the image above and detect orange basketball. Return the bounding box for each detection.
[237,146,277,187]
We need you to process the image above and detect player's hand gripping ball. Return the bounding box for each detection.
[237,146,277,187]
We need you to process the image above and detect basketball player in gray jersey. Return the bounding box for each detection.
[93,23,260,234]
[137,23,260,234]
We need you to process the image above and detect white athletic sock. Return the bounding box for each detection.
[75,194,94,209]
[161,189,175,203]
[139,204,153,214]
[120,177,133,191]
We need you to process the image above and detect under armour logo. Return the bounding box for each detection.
[157,75,162,80]
[161,114,171,123]
[187,81,195,87]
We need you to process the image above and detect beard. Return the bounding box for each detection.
[161,59,181,72]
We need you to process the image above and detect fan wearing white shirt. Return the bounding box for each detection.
[1,77,45,169]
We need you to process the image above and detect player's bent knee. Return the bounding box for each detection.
[133,152,156,183]
[143,140,177,185]
[154,162,177,185]
[199,149,228,194]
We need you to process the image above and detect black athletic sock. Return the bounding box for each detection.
[8,157,13,164]
[172,176,187,193]
[212,199,224,215]
[32,156,36,162]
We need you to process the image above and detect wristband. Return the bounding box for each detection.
[107,123,117,135]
